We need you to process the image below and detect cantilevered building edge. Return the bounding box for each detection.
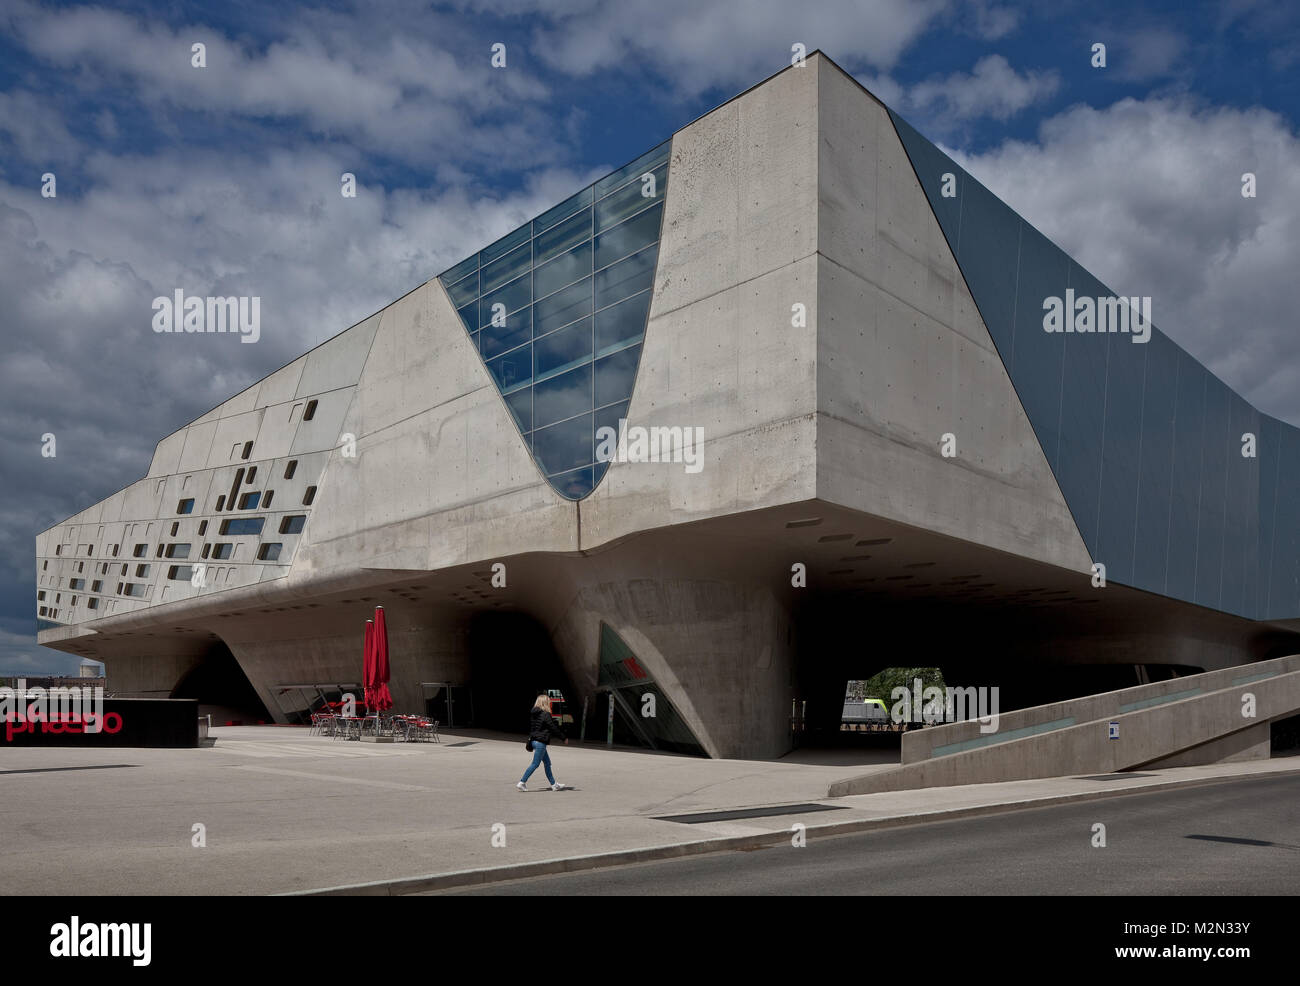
[35,53,1300,760]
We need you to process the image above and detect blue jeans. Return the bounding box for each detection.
[521,741,555,785]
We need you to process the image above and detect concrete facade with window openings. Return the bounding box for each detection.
[35,55,1300,759]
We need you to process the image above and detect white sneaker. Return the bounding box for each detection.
[516,781,526,791]
[551,782,564,791]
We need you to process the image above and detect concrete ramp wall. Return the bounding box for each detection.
[828,655,1300,797]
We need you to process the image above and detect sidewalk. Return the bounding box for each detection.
[2,725,1294,895]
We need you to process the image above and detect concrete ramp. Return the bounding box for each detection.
[828,656,1300,797]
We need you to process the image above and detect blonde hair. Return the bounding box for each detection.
[533,694,551,712]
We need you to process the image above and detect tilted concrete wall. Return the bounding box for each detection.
[901,653,1300,764]
[580,59,820,547]
[813,58,1092,574]
[829,657,1300,796]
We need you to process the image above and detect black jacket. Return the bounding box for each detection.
[528,706,565,744]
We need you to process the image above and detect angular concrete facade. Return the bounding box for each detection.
[36,55,1300,759]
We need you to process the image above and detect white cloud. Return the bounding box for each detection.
[950,97,1300,424]
[904,55,1060,127]
[0,138,597,672]
[515,0,948,91]
[6,0,559,167]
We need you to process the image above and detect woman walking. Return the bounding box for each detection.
[518,694,567,791]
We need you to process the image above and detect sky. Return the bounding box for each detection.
[2,0,1298,674]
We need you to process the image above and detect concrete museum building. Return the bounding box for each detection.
[35,55,1300,759]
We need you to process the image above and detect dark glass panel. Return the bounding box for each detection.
[595,245,657,310]
[486,346,532,392]
[479,307,531,359]
[595,290,651,355]
[948,177,1020,357]
[1132,329,1179,593]
[445,271,479,310]
[534,241,592,300]
[546,465,595,499]
[594,202,663,270]
[532,414,593,476]
[533,187,591,236]
[533,364,591,429]
[1009,227,1069,478]
[594,344,641,408]
[595,164,667,232]
[1166,352,1208,603]
[535,317,593,381]
[1193,375,1231,609]
[1094,276,1148,587]
[480,223,530,266]
[478,274,531,329]
[505,388,532,432]
[594,141,670,199]
[534,207,591,266]
[441,254,478,286]
[1222,392,1259,617]
[533,276,592,337]
[480,241,532,294]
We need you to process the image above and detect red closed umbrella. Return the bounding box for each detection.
[370,606,393,712]
[362,618,375,712]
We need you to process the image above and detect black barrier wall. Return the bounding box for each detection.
[2,698,199,748]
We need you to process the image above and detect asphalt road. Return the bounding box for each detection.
[436,773,1300,895]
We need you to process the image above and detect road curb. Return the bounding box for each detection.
[285,764,1300,895]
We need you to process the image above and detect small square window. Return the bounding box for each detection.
[37,591,45,601]
[303,486,317,506]
[133,544,147,558]
[280,515,306,535]
[88,599,99,610]
[238,492,261,510]
[136,564,150,578]
[284,460,298,480]
[177,498,195,514]
[256,542,283,562]
[304,399,318,421]
[91,580,102,592]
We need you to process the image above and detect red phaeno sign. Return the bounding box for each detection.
[4,712,122,742]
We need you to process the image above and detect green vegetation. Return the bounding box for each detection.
[848,667,946,702]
